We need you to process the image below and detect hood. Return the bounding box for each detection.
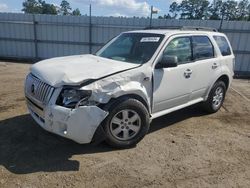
[31,54,139,87]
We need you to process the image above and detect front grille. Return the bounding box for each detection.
[25,73,54,104]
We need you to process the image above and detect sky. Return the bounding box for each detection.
[0,0,183,17]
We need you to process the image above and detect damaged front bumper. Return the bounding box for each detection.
[26,97,108,144]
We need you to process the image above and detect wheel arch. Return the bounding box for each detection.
[205,74,231,101]
[100,94,150,114]
[216,74,230,90]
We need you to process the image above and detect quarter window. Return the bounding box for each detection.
[192,36,214,60]
[163,37,192,65]
[213,36,232,56]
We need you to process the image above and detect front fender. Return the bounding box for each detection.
[81,67,152,113]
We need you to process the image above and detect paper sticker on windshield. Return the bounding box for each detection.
[140,37,160,42]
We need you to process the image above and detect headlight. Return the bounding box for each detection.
[57,88,92,108]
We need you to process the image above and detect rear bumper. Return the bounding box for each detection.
[26,97,108,144]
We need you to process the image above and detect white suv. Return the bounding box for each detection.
[25,27,234,148]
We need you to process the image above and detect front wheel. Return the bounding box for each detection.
[203,81,226,113]
[102,98,150,148]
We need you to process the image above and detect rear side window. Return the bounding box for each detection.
[213,36,232,56]
[192,36,214,60]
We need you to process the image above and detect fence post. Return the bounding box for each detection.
[32,14,38,61]
[89,4,92,54]
[149,6,153,28]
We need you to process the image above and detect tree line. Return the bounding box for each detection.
[159,0,250,21]
[22,0,250,21]
[22,0,81,16]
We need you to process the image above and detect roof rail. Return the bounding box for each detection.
[144,26,218,32]
[144,26,182,30]
[182,26,218,32]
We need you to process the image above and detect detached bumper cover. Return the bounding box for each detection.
[27,101,108,144]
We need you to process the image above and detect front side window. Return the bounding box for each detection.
[193,36,214,60]
[213,36,232,56]
[96,33,164,64]
[163,37,192,65]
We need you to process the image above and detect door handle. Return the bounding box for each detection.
[184,69,192,78]
[212,63,218,69]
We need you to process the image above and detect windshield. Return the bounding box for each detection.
[96,33,164,64]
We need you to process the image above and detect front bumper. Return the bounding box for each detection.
[26,97,108,144]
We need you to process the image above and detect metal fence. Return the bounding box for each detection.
[0,13,250,76]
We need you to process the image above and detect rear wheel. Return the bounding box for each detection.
[203,81,226,113]
[102,98,150,148]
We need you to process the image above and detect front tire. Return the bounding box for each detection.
[203,81,226,113]
[102,98,150,148]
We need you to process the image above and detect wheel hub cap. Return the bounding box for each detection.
[212,87,224,109]
[110,110,141,141]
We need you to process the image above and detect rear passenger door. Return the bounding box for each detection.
[189,35,221,100]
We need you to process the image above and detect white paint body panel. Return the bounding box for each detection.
[153,64,193,113]
[31,54,139,87]
[29,105,108,144]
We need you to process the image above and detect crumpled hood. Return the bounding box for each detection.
[31,54,139,87]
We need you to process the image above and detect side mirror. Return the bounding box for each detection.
[155,55,178,69]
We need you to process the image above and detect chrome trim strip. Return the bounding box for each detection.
[26,98,45,119]
[25,74,55,104]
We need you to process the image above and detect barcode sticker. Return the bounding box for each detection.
[140,37,160,42]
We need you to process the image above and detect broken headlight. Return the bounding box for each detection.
[57,88,92,108]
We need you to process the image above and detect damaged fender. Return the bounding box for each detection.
[81,65,153,113]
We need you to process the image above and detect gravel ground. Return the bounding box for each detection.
[0,61,249,188]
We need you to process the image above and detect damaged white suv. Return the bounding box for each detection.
[25,27,234,148]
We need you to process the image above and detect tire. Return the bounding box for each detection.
[203,81,226,113]
[102,97,150,148]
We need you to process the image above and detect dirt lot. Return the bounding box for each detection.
[0,61,249,188]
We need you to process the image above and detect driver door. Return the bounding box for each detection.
[153,36,194,113]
